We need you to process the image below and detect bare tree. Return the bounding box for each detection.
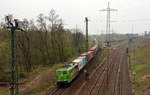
[71,28,85,54]
[37,13,51,64]
[17,18,32,72]
[47,9,63,63]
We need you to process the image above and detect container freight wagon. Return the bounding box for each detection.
[90,45,98,55]
[72,58,84,71]
[78,56,87,67]
[56,63,79,86]
[80,51,94,62]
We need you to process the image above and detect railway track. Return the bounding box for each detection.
[109,47,131,95]
[87,49,119,95]
[119,51,132,95]
[111,50,123,95]
[97,48,123,95]
[87,60,107,95]
[119,52,125,95]
[46,87,66,95]
[107,47,131,95]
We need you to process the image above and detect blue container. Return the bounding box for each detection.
[84,56,87,66]
[79,56,87,67]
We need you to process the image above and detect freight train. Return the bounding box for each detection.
[56,40,100,86]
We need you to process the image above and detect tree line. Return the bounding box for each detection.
[0,9,89,81]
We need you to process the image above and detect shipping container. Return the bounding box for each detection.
[80,52,88,57]
[80,51,94,62]
[73,58,84,71]
[87,51,94,61]
[90,45,99,54]
[78,56,87,66]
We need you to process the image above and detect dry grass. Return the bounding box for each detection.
[130,39,150,95]
[19,64,63,95]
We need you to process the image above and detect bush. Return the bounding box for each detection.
[19,71,27,78]
[0,71,9,82]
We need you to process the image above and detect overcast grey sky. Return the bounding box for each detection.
[0,0,150,34]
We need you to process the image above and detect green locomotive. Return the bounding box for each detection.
[56,63,79,86]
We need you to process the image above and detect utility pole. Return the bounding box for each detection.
[100,2,117,86]
[128,25,133,73]
[130,24,136,84]
[84,17,89,79]
[5,16,23,95]
[132,25,135,82]
[128,37,132,72]
[85,17,88,52]
[111,27,114,41]
[133,44,136,83]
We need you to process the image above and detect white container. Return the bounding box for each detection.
[73,58,84,71]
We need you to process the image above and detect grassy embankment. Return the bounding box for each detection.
[130,39,150,90]
[0,63,64,95]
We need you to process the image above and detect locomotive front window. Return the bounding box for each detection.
[63,71,67,74]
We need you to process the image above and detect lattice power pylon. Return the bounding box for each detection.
[99,2,117,86]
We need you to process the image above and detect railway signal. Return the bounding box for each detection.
[126,48,129,56]
[5,15,23,95]
[133,44,136,84]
